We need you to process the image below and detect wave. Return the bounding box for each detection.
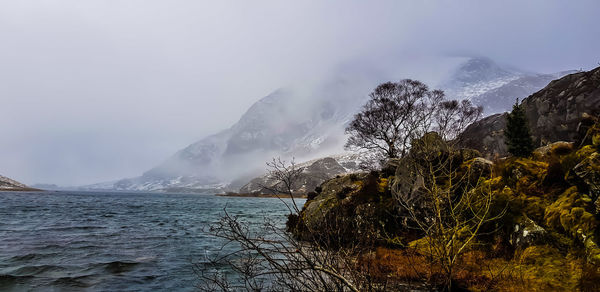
[37,225,106,232]
[50,275,93,288]
[9,264,66,276]
[8,252,60,262]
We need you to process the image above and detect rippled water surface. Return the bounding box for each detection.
[0,191,301,291]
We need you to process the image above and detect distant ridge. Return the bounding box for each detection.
[0,174,40,191]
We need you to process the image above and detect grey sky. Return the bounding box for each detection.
[1,0,599,185]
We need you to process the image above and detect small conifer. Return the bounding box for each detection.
[505,99,535,157]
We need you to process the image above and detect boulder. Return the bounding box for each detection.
[469,157,493,178]
[392,158,426,209]
[509,216,548,249]
[393,133,449,210]
[532,141,574,161]
[572,152,600,211]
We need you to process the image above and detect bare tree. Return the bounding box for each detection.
[345,79,482,161]
[391,133,504,290]
[434,99,482,141]
[196,208,390,291]
[196,157,415,291]
[345,80,440,159]
[259,157,304,213]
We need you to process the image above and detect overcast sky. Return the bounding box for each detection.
[1,0,599,186]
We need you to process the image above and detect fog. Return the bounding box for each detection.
[1,0,599,186]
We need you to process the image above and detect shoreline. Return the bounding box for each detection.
[0,187,44,192]
[215,192,307,199]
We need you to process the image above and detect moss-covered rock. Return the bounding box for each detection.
[545,187,597,238]
[289,118,600,290]
[571,152,600,208]
[292,171,402,246]
[532,141,575,162]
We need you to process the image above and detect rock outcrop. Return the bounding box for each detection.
[239,155,360,195]
[0,175,38,191]
[457,66,600,157]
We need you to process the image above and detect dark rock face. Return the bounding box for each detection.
[455,113,508,158]
[523,67,600,145]
[457,67,600,157]
[470,157,494,177]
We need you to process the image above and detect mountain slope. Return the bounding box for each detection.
[471,71,579,114]
[112,79,373,192]
[442,57,575,114]
[106,57,575,192]
[0,175,38,191]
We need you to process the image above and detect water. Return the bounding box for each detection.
[0,191,303,291]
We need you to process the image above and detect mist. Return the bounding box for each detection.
[1,0,599,186]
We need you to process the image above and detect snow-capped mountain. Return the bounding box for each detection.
[101,57,574,192]
[470,70,578,114]
[110,75,376,192]
[441,57,576,114]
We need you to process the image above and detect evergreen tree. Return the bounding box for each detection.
[505,99,535,157]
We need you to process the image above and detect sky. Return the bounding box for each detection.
[1,0,599,186]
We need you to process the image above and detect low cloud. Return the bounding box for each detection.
[1,0,598,185]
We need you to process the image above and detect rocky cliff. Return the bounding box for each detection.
[457,66,600,157]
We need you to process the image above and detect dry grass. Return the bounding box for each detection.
[356,247,600,291]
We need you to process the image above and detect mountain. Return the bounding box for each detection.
[109,72,377,192]
[103,57,575,192]
[441,57,576,114]
[0,175,38,191]
[471,71,579,114]
[457,66,600,157]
